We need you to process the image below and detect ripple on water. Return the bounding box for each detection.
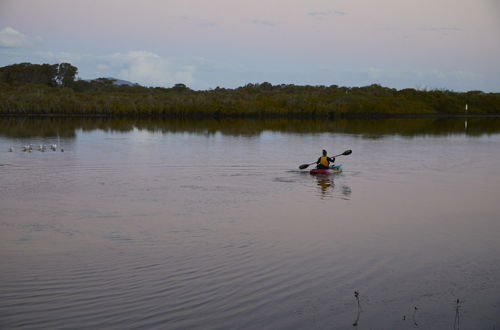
[2,126,500,329]
[1,233,339,329]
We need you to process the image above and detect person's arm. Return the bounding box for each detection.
[329,157,335,163]
[316,157,321,164]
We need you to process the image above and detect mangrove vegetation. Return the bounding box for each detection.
[1,63,499,118]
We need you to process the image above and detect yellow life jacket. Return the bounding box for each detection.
[319,156,330,167]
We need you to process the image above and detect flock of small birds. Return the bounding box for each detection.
[8,144,64,152]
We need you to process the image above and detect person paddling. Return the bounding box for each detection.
[316,149,335,169]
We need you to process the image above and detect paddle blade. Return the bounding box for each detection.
[342,150,352,156]
[299,164,310,170]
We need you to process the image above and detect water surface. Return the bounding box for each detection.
[1,118,500,329]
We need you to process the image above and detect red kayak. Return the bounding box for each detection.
[309,165,343,175]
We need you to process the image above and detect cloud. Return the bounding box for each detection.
[429,69,480,81]
[105,51,195,87]
[308,10,347,18]
[418,27,462,32]
[417,26,463,37]
[0,26,40,48]
[35,50,196,87]
[198,22,217,28]
[34,51,83,63]
[251,19,275,27]
[368,67,382,79]
[179,15,217,28]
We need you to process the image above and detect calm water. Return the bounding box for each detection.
[1,118,500,329]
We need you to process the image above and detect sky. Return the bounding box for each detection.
[1,0,499,91]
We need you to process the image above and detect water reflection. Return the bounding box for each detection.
[314,174,351,200]
[315,175,334,198]
[1,117,499,329]
[1,117,499,139]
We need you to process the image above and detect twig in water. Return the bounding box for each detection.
[453,299,461,330]
[412,306,418,327]
[352,291,361,327]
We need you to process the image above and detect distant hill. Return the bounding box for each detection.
[108,78,135,86]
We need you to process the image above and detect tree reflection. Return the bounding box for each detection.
[1,117,499,139]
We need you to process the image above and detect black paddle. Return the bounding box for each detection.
[299,150,352,169]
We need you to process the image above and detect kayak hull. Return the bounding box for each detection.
[309,165,343,175]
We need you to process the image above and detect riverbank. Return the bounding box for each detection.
[1,82,499,118]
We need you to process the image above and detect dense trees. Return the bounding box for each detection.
[55,63,78,87]
[0,63,57,86]
[0,63,499,118]
[0,62,78,87]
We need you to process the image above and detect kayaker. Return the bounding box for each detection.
[316,149,335,169]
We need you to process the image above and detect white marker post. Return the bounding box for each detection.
[465,104,468,130]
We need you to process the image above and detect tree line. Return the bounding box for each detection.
[0,63,499,118]
[0,62,78,87]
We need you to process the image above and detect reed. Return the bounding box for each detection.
[352,291,361,327]
[1,81,499,118]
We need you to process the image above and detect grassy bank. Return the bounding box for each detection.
[1,82,499,118]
